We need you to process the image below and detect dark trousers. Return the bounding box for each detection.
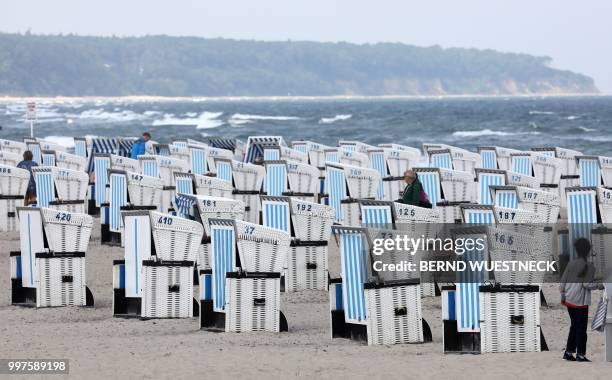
[566,307,589,355]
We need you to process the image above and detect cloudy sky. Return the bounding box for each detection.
[3,0,611,92]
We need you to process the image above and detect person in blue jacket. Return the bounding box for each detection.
[131,133,148,159]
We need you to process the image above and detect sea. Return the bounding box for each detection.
[1,95,611,155]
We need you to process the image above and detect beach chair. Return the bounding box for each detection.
[32,167,89,213]
[0,164,29,232]
[369,147,419,202]
[200,219,239,330]
[566,187,598,251]
[11,207,94,308]
[324,148,340,164]
[339,140,376,154]
[479,284,545,353]
[188,144,209,175]
[531,152,562,184]
[414,167,471,223]
[532,146,582,176]
[599,156,612,187]
[359,199,394,228]
[325,162,381,226]
[139,155,189,213]
[244,136,286,163]
[55,151,87,172]
[285,160,320,202]
[428,149,453,170]
[0,150,20,167]
[168,143,191,163]
[338,147,370,168]
[475,169,506,205]
[510,153,534,176]
[329,226,430,345]
[439,168,475,203]
[115,210,202,318]
[506,170,540,188]
[0,138,27,156]
[261,196,332,292]
[232,160,265,192]
[185,194,245,270]
[280,145,308,163]
[193,173,233,198]
[576,156,601,187]
[173,172,194,195]
[292,140,329,172]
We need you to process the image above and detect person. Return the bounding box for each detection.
[559,238,604,362]
[17,150,38,205]
[401,169,430,207]
[130,132,151,159]
[143,132,155,154]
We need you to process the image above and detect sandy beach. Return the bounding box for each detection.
[0,221,609,380]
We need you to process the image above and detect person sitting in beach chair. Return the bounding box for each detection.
[401,169,431,208]
[16,150,38,205]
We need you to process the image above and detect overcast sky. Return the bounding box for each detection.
[3,0,611,93]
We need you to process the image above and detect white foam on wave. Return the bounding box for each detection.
[319,114,352,124]
[230,113,301,121]
[529,111,555,115]
[578,126,597,132]
[152,111,224,129]
[453,129,541,137]
[72,108,149,122]
[229,119,253,127]
[43,136,75,148]
[566,115,580,120]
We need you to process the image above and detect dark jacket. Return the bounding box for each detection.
[402,178,424,206]
[131,138,146,159]
[17,160,38,193]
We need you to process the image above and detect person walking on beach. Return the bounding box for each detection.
[401,169,431,207]
[559,238,604,362]
[17,150,38,205]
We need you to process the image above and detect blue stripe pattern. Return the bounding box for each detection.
[211,223,235,312]
[42,153,56,167]
[262,200,291,233]
[265,163,287,196]
[264,149,280,161]
[35,171,54,207]
[478,173,504,205]
[142,160,158,178]
[464,208,494,224]
[109,172,127,232]
[431,152,452,169]
[418,171,440,208]
[370,152,387,199]
[293,144,307,153]
[327,166,346,222]
[512,156,532,176]
[28,144,42,164]
[341,232,367,323]
[175,176,193,195]
[94,157,110,206]
[326,151,339,163]
[494,189,519,209]
[480,150,497,169]
[567,190,597,255]
[456,244,486,331]
[216,161,232,182]
[579,158,600,187]
[74,140,87,157]
[190,148,207,175]
[174,194,197,218]
[362,205,391,226]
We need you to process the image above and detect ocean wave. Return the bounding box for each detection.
[452,129,541,137]
[43,136,75,148]
[229,119,253,127]
[529,110,555,115]
[73,108,149,122]
[152,111,224,129]
[578,126,597,132]
[565,115,580,120]
[230,113,301,121]
[319,114,352,124]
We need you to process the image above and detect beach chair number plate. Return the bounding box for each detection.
[158,216,173,225]
[296,204,313,212]
[492,232,514,247]
[243,226,255,235]
[55,212,72,222]
[130,174,144,181]
[398,208,417,217]
[497,211,516,221]
[202,200,217,207]
[523,191,538,200]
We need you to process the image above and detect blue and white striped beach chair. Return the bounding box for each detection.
[576,156,601,187]
[339,147,370,168]
[0,164,29,231]
[359,199,394,228]
[31,167,56,208]
[168,143,190,163]
[73,137,88,158]
[232,160,265,192]
[112,210,153,316]
[330,225,429,345]
[531,152,562,184]
[475,169,506,205]
[108,170,128,238]
[324,148,340,164]
[280,146,308,164]
[439,168,475,203]
[12,207,94,307]
[189,144,208,175]
[41,150,56,167]
[414,168,442,207]
[205,146,234,175]
[291,140,329,171]
[55,151,87,172]
[244,136,286,163]
[490,185,519,209]
[494,146,521,171]
[214,158,233,183]
[139,155,189,213]
[566,186,598,255]
[261,195,292,234]
[339,140,375,154]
